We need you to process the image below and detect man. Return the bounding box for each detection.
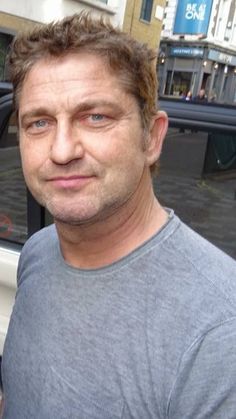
[193,88,208,103]
[1,13,236,418]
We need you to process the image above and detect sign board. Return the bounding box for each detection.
[173,0,213,35]
[208,49,236,66]
[170,47,204,57]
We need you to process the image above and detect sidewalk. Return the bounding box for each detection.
[153,170,236,260]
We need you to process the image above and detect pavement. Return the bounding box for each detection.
[153,169,236,260]
[153,126,236,260]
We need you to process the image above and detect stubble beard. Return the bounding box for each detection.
[43,184,137,228]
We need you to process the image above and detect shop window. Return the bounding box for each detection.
[221,75,229,101]
[213,73,219,95]
[164,71,192,97]
[140,0,153,22]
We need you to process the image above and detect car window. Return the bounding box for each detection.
[0,103,235,261]
[156,126,236,259]
[0,112,27,244]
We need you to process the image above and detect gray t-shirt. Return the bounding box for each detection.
[2,212,236,418]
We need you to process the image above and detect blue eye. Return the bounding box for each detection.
[90,114,104,121]
[34,120,47,128]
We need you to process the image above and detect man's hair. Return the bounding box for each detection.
[8,12,158,130]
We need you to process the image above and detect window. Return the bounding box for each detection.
[0,95,236,259]
[157,99,236,260]
[140,0,153,22]
[158,126,236,260]
[0,112,27,244]
[0,33,13,81]
[164,71,192,96]
[216,17,223,39]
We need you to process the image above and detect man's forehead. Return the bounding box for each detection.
[24,53,107,82]
[15,51,138,118]
[20,52,135,99]
[20,54,128,100]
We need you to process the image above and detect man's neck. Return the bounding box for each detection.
[55,182,168,269]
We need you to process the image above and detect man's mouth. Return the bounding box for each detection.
[48,175,95,189]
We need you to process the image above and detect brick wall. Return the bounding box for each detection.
[123,0,167,50]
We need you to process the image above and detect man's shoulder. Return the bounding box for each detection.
[146,218,236,358]
[22,224,57,256]
[161,218,236,307]
[152,214,235,274]
[17,224,58,284]
[173,220,236,273]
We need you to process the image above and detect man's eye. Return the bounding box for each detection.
[89,114,105,122]
[33,120,47,128]
[25,119,50,135]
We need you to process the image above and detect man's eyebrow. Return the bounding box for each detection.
[19,107,52,125]
[19,100,125,124]
[72,100,124,114]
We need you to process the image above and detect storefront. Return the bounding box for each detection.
[158,41,236,104]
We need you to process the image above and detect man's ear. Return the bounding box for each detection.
[144,111,168,167]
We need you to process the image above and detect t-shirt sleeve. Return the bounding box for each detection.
[167,318,236,418]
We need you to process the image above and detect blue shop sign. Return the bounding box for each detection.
[173,0,213,35]
[208,49,236,66]
[170,47,204,57]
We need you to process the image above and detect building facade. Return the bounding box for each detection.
[0,0,127,84]
[123,0,167,50]
[158,0,236,104]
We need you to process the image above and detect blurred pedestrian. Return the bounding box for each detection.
[193,88,208,103]
[185,90,192,101]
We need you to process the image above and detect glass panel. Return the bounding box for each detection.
[164,71,172,95]
[0,112,27,244]
[0,33,13,81]
[221,75,228,102]
[156,127,236,259]
[140,0,153,22]
[212,73,219,96]
[164,71,192,97]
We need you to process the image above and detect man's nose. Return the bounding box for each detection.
[50,121,84,164]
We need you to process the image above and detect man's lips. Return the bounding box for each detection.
[48,175,94,189]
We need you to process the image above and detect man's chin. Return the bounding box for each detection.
[44,198,99,226]
[50,207,101,227]
[54,216,91,226]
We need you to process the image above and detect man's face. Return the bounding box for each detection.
[19,53,163,226]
